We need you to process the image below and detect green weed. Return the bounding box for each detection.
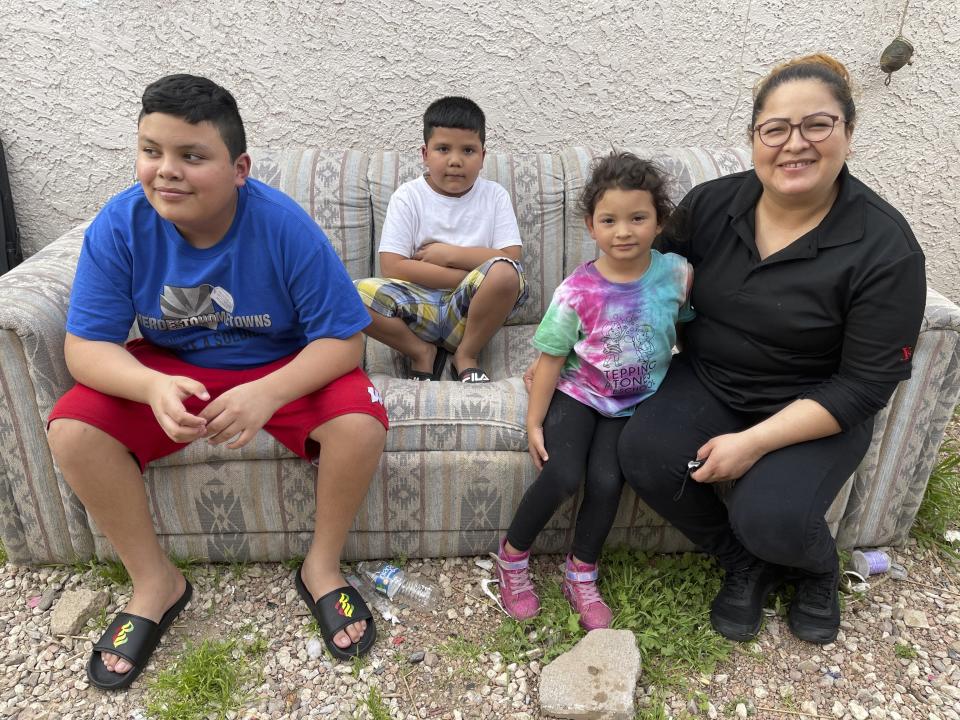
[86,558,130,587]
[145,635,263,720]
[88,607,109,632]
[360,687,392,720]
[62,554,198,588]
[634,691,669,720]
[0,538,7,565]
[894,642,917,659]
[351,653,370,678]
[437,636,484,662]
[280,555,304,571]
[912,422,960,562]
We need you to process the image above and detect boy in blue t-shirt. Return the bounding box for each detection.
[47,75,386,688]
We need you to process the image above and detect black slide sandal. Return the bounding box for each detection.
[294,567,376,660]
[86,579,193,690]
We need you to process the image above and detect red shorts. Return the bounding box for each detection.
[48,340,389,472]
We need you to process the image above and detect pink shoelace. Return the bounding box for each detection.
[496,554,535,596]
[565,568,604,605]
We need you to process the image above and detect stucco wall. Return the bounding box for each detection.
[2,0,958,299]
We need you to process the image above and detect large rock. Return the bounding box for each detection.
[49,589,110,636]
[539,629,641,720]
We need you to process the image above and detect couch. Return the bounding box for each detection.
[1,145,958,565]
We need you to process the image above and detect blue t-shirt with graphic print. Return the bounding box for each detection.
[67,178,370,369]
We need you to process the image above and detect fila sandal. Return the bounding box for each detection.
[450,363,491,383]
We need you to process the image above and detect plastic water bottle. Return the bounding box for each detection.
[356,561,437,609]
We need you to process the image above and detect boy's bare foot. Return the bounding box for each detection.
[101,564,187,675]
[299,556,368,650]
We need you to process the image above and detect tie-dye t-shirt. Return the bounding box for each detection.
[533,251,694,417]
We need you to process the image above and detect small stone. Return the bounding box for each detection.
[798,659,819,674]
[849,700,869,720]
[38,586,59,611]
[539,629,640,720]
[801,701,818,715]
[735,703,748,719]
[903,609,929,628]
[49,589,110,636]
[833,701,845,718]
[305,638,323,659]
[408,651,425,664]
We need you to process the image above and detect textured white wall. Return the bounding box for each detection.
[2,0,958,298]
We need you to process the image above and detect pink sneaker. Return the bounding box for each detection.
[562,555,612,631]
[491,538,540,621]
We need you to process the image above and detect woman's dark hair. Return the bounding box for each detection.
[750,53,856,136]
[578,151,674,224]
[139,74,247,160]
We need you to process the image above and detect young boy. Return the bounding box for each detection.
[354,97,527,382]
[47,75,388,689]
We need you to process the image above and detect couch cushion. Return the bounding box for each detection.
[367,151,565,325]
[248,148,372,280]
[560,147,751,276]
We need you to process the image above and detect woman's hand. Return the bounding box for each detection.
[691,431,765,483]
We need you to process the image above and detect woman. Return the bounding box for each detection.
[521,54,926,644]
[616,54,926,644]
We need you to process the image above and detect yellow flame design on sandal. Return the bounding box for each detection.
[112,620,134,648]
[336,593,354,618]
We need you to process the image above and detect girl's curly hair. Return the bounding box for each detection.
[578,151,675,224]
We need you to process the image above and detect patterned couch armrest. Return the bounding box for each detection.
[837,287,960,549]
[0,224,92,562]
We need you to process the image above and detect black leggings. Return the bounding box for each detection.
[507,391,627,564]
[617,356,873,574]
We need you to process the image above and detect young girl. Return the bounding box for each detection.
[494,152,694,630]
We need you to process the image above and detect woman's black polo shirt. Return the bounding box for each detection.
[659,164,926,430]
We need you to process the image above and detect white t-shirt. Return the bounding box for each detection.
[378,175,522,257]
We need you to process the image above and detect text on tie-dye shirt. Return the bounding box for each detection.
[532,250,694,417]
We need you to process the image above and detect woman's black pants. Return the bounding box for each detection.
[617,356,873,574]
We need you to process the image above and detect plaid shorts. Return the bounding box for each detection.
[354,257,528,350]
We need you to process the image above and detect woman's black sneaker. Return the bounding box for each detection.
[787,563,840,644]
[710,560,784,642]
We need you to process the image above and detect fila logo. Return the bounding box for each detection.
[367,386,383,405]
[901,346,913,362]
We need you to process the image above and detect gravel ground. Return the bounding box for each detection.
[0,543,959,720]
